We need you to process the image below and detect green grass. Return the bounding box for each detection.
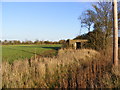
[2,44,61,63]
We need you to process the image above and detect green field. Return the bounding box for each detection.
[2,44,61,63]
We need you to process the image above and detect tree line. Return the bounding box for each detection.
[0,39,66,45]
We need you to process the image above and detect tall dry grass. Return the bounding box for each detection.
[2,49,120,88]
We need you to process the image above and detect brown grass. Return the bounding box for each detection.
[2,49,120,88]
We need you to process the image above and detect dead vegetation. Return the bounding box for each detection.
[2,49,120,88]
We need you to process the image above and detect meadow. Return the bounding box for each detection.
[2,44,61,63]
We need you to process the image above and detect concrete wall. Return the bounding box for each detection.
[68,39,88,49]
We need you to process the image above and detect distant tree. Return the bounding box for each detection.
[0,40,1,44]
[39,41,44,44]
[27,41,33,44]
[8,41,13,45]
[34,40,39,44]
[58,40,66,44]
[21,41,24,44]
[12,40,21,45]
[17,40,21,44]
[3,40,8,45]
[44,41,50,44]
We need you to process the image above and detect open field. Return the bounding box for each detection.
[2,44,61,63]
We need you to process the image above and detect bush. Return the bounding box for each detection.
[74,29,112,51]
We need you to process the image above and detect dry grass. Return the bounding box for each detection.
[2,49,120,88]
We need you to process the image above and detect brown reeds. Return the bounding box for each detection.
[2,49,120,88]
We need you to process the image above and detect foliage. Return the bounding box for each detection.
[75,29,112,51]
[77,2,113,51]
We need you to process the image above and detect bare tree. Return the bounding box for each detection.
[79,10,95,32]
[78,2,113,51]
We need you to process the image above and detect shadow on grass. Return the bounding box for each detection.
[6,46,61,57]
[41,47,61,50]
[18,46,61,50]
[7,47,42,56]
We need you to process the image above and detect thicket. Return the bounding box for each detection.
[2,49,120,88]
